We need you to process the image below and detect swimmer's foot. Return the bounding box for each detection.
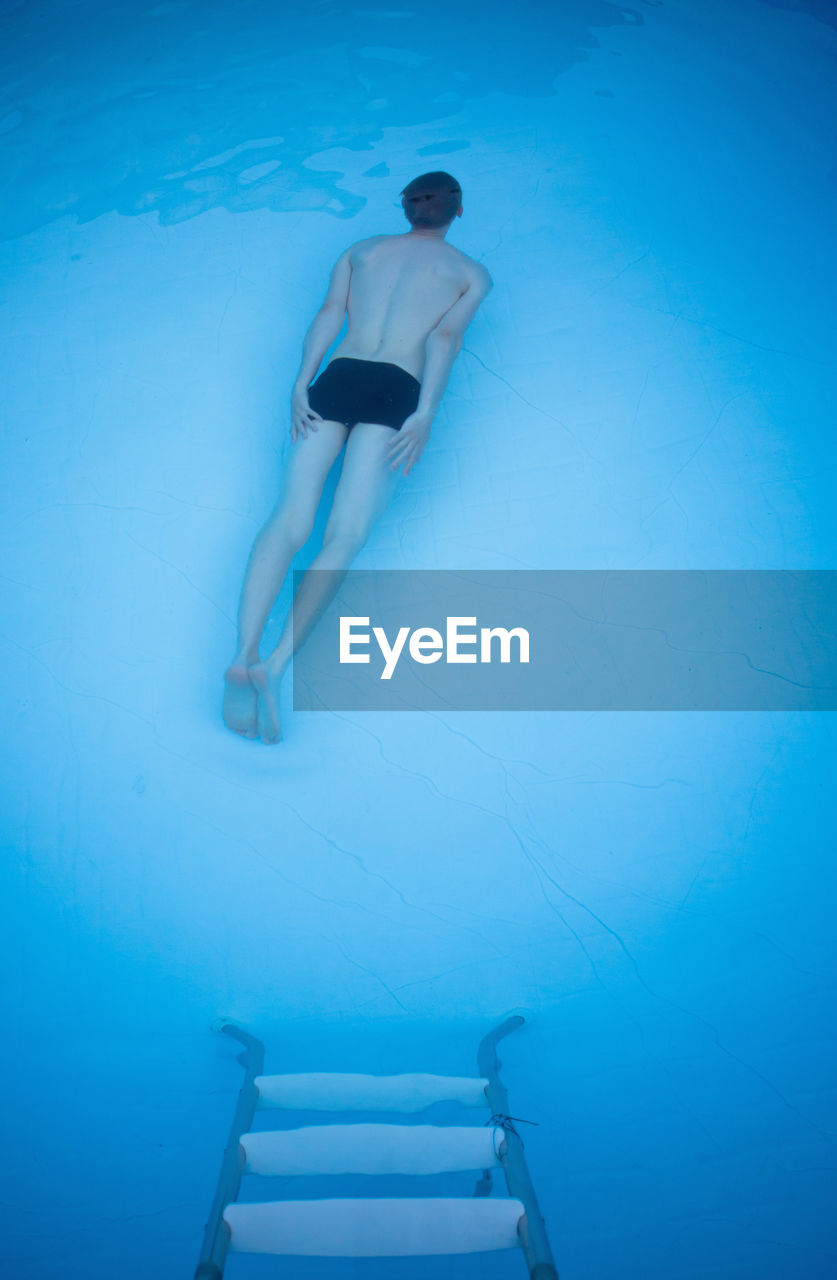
[249,660,285,744]
[223,661,258,738]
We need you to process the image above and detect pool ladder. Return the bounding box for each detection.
[194,1014,559,1279]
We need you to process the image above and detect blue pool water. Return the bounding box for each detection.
[2,0,836,1275]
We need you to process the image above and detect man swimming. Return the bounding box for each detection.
[222,171,493,743]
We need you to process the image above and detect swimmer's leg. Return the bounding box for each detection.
[223,420,347,737]
[252,422,401,743]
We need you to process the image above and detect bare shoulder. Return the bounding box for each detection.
[452,248,493,290]
[346,234,390,259]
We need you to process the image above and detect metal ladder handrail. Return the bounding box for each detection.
[194,1014,558,1278]
[478,1015,560,1280]
[194,1021,265,1280]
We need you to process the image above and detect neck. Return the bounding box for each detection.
[405,226,448,240]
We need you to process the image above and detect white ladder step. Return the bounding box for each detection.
[224,1196,525,1256]
[255,1072,489,1112]
[241,1123,503,1176]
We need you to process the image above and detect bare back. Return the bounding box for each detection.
[329,234,483,381]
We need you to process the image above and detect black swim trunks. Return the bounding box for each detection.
[306,357,421,431]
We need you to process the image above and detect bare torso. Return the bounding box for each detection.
[329,234,482,381]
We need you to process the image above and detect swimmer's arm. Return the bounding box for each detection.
[415,267,493,419]
[292,246,354,390]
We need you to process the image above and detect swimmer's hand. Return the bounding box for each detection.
[290,386,324,441]
[386,411,432,476]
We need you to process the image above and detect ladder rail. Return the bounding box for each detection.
[194,1015,559,1278]
[194,1020,265,1280]
[477,1015,560,1280]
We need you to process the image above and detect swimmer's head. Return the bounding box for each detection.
[400,171,463,230]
